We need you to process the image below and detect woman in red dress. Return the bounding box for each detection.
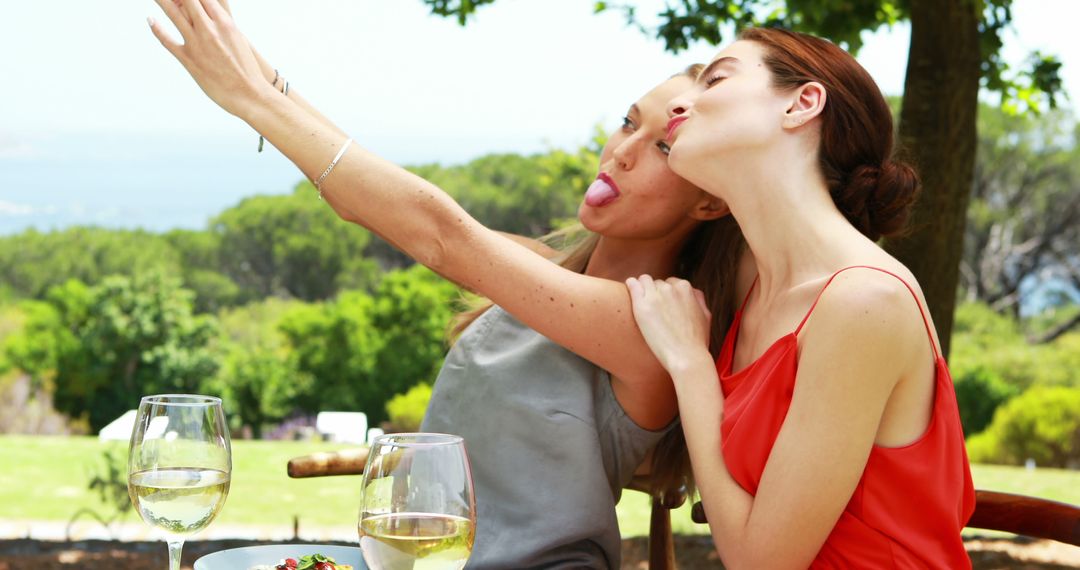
[627,28,975,568]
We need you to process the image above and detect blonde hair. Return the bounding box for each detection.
[447,63,745,498]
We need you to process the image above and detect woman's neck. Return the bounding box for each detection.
[584,232,689,281]
[711,154,865,296]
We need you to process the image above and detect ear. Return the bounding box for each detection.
[690,193,731,221]
[783,81,826,129]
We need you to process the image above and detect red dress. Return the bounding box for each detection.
[717,266,975,568]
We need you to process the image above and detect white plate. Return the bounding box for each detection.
[194,544,365,569]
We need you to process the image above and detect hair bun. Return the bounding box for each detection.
[834,161,920,241]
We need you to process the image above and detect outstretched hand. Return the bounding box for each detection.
[148,0,271,118]
[625,275,712,374]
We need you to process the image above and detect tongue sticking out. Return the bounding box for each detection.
[584,178,620,207]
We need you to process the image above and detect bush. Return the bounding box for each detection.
[967,386,1080,468]
[385,383,433,433]
[953,367,1019,436]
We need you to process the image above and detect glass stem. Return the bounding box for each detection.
[167,539,184,570]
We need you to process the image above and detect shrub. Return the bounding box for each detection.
[953,366,1019,436]
[385,383,433,433]
[967,386,1080,468]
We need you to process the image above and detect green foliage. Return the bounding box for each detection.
[215,344,309,439]
[371,266,461,402]
[278,291,382,415]
[9,273,221,431]
[163,229,242,313]
[953,366,1018,437]
[408,144,598,237]
[0,304,29,377]
[967,387,1080,468]
[209,298,312,437]
[279,266,458,424]
[385,383,433,433]
[602,0,1062,110]
[951,303,1080,391]
[422,0,498,25]
[0,227,181,301]
[212,184,376,301]
[963,104,1080,326]
[2,282,89,392]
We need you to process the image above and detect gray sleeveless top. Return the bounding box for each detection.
[421,305,674,569]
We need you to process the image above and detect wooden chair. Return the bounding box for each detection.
[287,448,688,569]
[291,450,1080,566]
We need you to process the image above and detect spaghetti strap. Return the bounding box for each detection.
[793,266,940,360]
[738,275,758,314]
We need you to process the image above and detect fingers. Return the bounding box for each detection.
[181,0,212,29]
[154,0,193,39]
[148,16,185,62]
[693,288,712,319]
[200,0,230,22]
[625,277,643,300]
[219,0,233,14]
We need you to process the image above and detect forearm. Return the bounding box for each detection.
[250,49,347,140]
[670,353,769,569]
[240,90,476,283]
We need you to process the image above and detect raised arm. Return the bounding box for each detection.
[148,0,675,426]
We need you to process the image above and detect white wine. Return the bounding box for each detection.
[359,512,474,570]
[129,468,230,536]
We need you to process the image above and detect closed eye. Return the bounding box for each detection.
[705,74,727,87]
[656,141,671,156]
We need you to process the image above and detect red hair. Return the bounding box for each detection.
[740,27,919,241]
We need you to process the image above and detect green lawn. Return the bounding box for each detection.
[2,436,1078,538]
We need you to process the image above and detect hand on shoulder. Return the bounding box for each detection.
[625,275,714,375]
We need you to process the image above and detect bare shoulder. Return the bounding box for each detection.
[800,267,932,380]
[814,268,924,331]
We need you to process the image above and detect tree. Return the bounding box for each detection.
[163,229,243,314]
[962,105,1080,340]
[212,183,377,301]
[278,266,459,424]
[8,274,221,431]
[210,298,312,437]
[422,0,1064,357]
[365,141,603,268]
[278,290,385,417]
[370,265,461,402]
[0,227,181,301]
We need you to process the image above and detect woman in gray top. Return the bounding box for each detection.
[149,2,745,567]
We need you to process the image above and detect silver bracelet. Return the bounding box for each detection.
[313,138,353,199]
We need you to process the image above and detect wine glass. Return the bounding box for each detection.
[128,394,232,570]
[359,433,476,570]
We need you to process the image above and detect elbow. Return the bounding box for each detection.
[414,215,462,279]
[416,234,452,276]
[716,538,813,570]
[334,199,366,227]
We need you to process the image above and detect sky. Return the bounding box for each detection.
[0,0,1077,235]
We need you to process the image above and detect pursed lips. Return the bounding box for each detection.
[666,116,688,141]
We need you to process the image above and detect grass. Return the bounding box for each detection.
[2,436,1079,538]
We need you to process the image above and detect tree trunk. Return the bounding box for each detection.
[884,0,982,359]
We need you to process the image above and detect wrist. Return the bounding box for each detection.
[665,350,716,380]
[240,82,286,125]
